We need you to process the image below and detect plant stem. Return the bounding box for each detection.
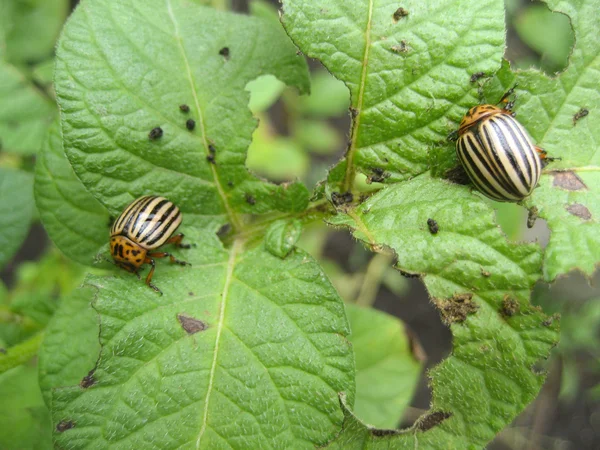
[225,199,332,244]
[355,253,393,307]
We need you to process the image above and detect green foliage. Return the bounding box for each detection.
[38,286,102,406]
[1,0,68,64]
[0,64,56,155]
[35,120,110,266]
[506,0,600,281]
[54,0,310,231]
[330,175,559,447]
[0,0,597,448]
[347,305,422,429]
[47,229,354,448]
[265,219,303,258]
[0,365,52,450]
[0,168,34,269]
[513,3,574,73]
[282,0,505,189]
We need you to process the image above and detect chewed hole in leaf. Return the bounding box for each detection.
[414,411,453,432]
[509,2,574,75]
[370,428,401,437]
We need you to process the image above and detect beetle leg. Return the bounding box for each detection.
[166,233,192,249]
[144,257,163,295]
[447,129,459,142]
[498,83,518,111]
[535,146,548,159]
[148,251,191,266]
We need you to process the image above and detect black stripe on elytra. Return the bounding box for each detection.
[481,123,523,196]
[145,210,181,246]
[464,132,512,198]
[495,115,535,185]
[123,197,155,235]
[459,136,504,200]
[139,204,177,245]
[135,199,169,240]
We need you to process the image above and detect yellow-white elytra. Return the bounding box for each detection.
[110,195,190,294]
[456,103,546,202]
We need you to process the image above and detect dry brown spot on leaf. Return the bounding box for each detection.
[370,428,401,437]
[177,314,208,334]
[331,191,353,206]
[501,295,520,317]
[80,369,96,389]
[415,411,452,432]
[552,171,587,190]
[435,293,478,324]
[566,203,592,220]
[542,313,560,327]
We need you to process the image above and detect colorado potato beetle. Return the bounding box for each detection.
[110,195,190,294]
[455,87,547,202]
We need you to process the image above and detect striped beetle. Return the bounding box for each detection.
[110,195,190,294]
[455,87,548,202]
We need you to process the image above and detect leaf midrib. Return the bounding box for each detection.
[195,238,243,448]
[342,0,374,192]
[166,0,241,231]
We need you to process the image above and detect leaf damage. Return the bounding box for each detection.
[565,203,592,220]
[552,171,587,191]
[434,293,479,325]
[177,314,209,334]
[500,295,520,317]
[415,411,453,432]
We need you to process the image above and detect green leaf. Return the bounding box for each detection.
[0,63,56,154]
[2,0,68,65]
[0,365,52,450]
[31,58,56,89]
[0,332,43,375]
[9,249,87,326]
[35,121,111,266]
[38,286,100,407]
[0,168,34,269]
[282,0,505,191]
[347,305,422,429]
[296,119,343,155]
[246,115,310,181]
[50,230,354,449]
[500,0,600,281]
[54,0,310,232]
[246,75,286,113]
[329,174,559,448]
[265,219,303,258]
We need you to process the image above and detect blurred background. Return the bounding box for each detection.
[1,0,598,449]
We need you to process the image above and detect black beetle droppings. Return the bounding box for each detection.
[427,218,439,234]
[148,127,163,140]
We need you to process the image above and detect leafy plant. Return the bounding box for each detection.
[0,0,598,448]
